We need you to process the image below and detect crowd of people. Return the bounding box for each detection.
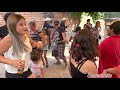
[0,13,120,78]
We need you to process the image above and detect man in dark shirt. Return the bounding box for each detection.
[52,20,68,68]
[0,12,13,40]
[60,18,69,32]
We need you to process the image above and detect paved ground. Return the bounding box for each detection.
[43,46,71,78]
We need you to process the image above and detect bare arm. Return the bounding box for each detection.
[62,32,68,44]
[62,32,66,41]
[45,35,50,46]
[39,32,46,45]
[103,65,120,75]
[105,68,116,75]
[0,36,24,68]
[26,31,43,49]
[0,36,13,65]
[52,35,57,42]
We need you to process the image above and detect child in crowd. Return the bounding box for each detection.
[30,50,44,78]
[42,28,49,68]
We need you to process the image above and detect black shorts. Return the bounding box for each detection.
[5,68,32,78]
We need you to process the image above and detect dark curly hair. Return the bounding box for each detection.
[109,21,120,34]
[31,49,40,61]
[70,29,99,62]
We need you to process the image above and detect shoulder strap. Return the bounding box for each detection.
[77,58,88,70]
[93,61,97,69]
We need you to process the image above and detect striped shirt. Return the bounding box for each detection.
[29,30,42,42]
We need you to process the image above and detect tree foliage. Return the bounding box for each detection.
[70,12,104,23]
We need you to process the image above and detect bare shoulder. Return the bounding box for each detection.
[0,35,12,45]
[85,60,96,66]
[0,35,12,54]
[85,60,97,73]
[80,60,97,74]
[84,60,97,69]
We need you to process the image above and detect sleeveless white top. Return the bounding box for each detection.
[4,35,32,73]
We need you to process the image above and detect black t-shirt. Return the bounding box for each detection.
[60,21,67,30]
[54,27,65,44]
[0,25,8,38]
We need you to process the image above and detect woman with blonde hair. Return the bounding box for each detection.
[0,13,43,78]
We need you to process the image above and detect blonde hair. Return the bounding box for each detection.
[7,14,29,56]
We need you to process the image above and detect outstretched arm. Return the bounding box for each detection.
[26,31,43,49]
[103,65,120,77]
[39,32,46,45]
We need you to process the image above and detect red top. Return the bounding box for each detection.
[98,36,120,78]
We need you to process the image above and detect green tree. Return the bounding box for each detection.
[70,12,104,23]
[70,12,104,30]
